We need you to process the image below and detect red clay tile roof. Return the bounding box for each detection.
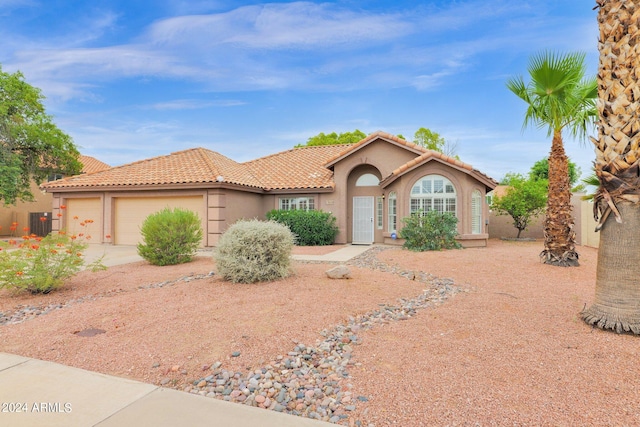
[41,132,497,192]
[79,155,110,174]
[43,148,261,189]
[244,144,349,190]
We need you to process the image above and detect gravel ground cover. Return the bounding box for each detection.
[1,240,639,426]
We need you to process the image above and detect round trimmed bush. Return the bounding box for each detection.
[137,207,203,266]
[215,219,294,283]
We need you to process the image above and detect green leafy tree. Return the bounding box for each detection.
[507,51,597,266]
[0,66,82,205]
[298,130,367,147]
[413,127,459,158]
[529,157,581,189]
[413,127,445,151]
[492,173,548,239]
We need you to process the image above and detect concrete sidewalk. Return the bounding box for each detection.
[0,353,334,427]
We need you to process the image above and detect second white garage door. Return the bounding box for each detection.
[114,196,204,245]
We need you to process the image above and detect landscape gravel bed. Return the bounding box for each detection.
[1,240,639,426]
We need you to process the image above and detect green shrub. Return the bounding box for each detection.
[400,210,462,251]
[266,209,338,246]
[137,208,203,266]
[215,219,294,284]
[0,231,105,294]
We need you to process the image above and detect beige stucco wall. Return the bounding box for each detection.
[330,139,419,243]
[207,188,263,246]
[0,181,53,236]
[488,211,545,239]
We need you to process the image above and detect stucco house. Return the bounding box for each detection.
[41,131,498,247]
[0,155,110,237]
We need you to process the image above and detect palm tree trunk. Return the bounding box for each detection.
[582,0,640,334]
[540,130,578,266]
[582,202,640,334]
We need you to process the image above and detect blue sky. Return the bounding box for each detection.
[1,0,598,182]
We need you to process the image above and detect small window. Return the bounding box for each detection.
[376,196,383,229]
[356,173,380,186]
[388,192,397,233]
[48,173,64,182]
[279,197,315,211]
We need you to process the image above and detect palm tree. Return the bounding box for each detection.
[581,0,640,334]
[507,52,597,266]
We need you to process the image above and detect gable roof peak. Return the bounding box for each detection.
[324,130,428,168]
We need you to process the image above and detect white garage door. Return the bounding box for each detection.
[66,198,103,242]
[114,196,204,245]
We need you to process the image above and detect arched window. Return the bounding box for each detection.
[410,175,456,215]
[356,173,380,186]
[471,190,482,234]
[388,192,397,232]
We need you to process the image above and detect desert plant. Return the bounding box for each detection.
[400,210,461,251]
[266,209,338,246]
[0,223,105,294]
[137,208,203,266]
[215,219,294,283]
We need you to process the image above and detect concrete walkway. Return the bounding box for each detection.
[290,244,372,262]
[1,244,374,427]
[85,243,373,266]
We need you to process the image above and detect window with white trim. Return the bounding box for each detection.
[376,196,383,229]
[472,190,482,234]
[410,175,456,215]
[279,197,315,211]
[388,192,397,232]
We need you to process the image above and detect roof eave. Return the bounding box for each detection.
[263,186,335,194]
[380,157,497,191]
[44,181,265,194]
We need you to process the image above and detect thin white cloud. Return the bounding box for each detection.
[150,99,246,110]
[146,2,413,50]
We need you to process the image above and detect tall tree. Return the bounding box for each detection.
[529,157,581,188]
[582,1,640,334]
[507,52,597,266]
[0,66,81,205]
[413,127,458,158]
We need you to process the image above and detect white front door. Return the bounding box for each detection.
[353,196,374,244]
